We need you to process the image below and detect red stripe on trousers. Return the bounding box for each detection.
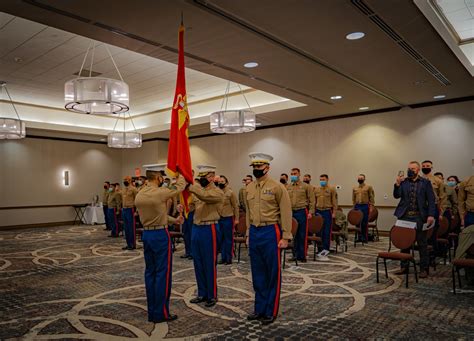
[164,228,171,319]
[273,224,282,318]
[304,208,309,258]
[211,224,217,298]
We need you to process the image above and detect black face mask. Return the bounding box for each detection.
[123,181,129,187]
[218,183,226,189]
[407,169,416,179]
[280,178,287,184]
[357,179,364,184]
[421,167,431,175]
[253,169,266,179]
[104,185,108,189]
[199,177,210,187]
[303,180,310,184]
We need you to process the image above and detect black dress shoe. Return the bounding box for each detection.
[225,261,233,265]
[180,255,189,259]
[153,314,178,323]
[190,296,206,304]
[122,246,129,250]
[205,298,217,307]
[187,255,193,260]
[247,313,263,321]
[298,259,307,263]
[260,316,276,325]
[288,257,297,262]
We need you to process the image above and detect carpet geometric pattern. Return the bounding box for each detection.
[0,225,473,340]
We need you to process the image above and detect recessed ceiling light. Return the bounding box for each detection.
[433,95,446,99]
[359,106,370,110]
[255,122,262,126]
[346,32,365,40]
[244,62,259,68]
[100,138,106,141]
[330,95,343,100]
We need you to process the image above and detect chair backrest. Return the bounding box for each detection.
[449,214,460,232]
[426,226,434,239]
[291,218,298,237]
[172,223,180,232]
[437,216,449,237]
[347,209,363,226]
[467,243,474,256]
[308,215,324,235]
[236,213,247,236]
[368,207,378,222]
[390,225,417,250]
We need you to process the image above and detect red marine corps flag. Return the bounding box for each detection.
[167,23,193,215]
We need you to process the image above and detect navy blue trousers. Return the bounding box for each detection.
[292,208,308,260]
[103,205,110,230]
[182,211,194,257]
[107,208,120,237]
[249,224,282,318]
[465,211,474,228]
[192,224,218,300]
[219,216,234,263]
[122,207,136,248]
[142,228,172,321]
[316,209,332,251]
[354,203,369,242]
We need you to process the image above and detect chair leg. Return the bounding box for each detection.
[448,247,452,263]
[376,257,380,283]
[452,266,456,294]
[406,265,410,288]
[457,267,462,288]
[344,237,348,252]
[383,258,388,278]
[354,231,357,248]
[413,260,418,283]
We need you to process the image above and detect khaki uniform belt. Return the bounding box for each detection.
[316,208,332,211]
[253,221,278,227]
[197,220,219,225]
[292,207,307,211]
[143,225,167,230]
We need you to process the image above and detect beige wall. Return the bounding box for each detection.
[186,101,474,231]
[0,138,122,226]
[1,101,472,229]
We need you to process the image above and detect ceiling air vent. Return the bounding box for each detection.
[351,0,451,86]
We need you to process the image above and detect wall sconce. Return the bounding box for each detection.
[63,170,70,186]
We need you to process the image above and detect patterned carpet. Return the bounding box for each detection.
[0,224,473,340]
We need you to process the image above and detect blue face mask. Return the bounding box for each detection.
[320,181,327,187]
[290,175,298,183]
[447,181,456,187]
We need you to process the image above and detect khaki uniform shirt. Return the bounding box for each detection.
[446,186,458,214]
[244,176,292,240]
[314,185,338,210]
[219,187,239,218]
[188,183,224,225]
[286,181,315,213]
[134,175,186,227]
[107,191,122,210]
[352,183,375,205]
[239,186,246,210]
[425,174,447,214]
[458,176,474,218]
[102,189,109,205]
[122,186,138,208]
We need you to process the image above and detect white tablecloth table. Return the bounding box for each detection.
[82,206,105,225]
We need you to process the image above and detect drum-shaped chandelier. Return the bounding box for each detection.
[65,42,129,115]
[210,81,256,134]
[107,112,142,149]
[0,81,26,140]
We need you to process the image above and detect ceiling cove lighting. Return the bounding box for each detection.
[330,95,343,100]
[65,41,129,115]
[433,95,446,99]
[359,106,370,110]
[108,112,142,149]
[0,81,26,140]
[346,32,365,40]
[210,81,256,134]
[244,62,259,68]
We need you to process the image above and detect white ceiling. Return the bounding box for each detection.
[0,12,303,134]
[436,0,474,40]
